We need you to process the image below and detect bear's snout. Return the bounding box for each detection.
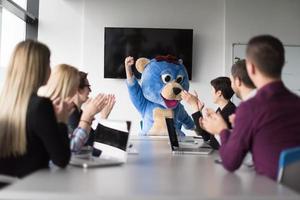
[161,82,184,102]
[173,87,182,95]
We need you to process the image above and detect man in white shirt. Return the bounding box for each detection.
[230,59,257,125]
[230,59,256,166]
[230,59,257,102]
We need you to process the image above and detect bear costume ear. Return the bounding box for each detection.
[136,58,150,73]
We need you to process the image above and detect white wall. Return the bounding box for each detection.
[39,0,225,134]
[39,0,84,67]
[225,0,300,74]
[83,0,225,132]
[38,0,300,134]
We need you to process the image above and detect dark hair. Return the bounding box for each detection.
[231,59,255,89]
[210,77,234,100]
[78,71,88,89]
[246,35,285,78]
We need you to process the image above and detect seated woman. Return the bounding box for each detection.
[38,65,108,152]
[181,77,236,149]
[68,71,116,146]
[0,40,71,178]
[38,64,80,102]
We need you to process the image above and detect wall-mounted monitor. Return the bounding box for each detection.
[104,27,193,79]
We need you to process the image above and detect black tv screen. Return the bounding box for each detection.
[104,27,193,79]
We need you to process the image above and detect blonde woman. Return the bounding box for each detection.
[38,65,108,152]
[38,64,80,102]
[0,40,72,178]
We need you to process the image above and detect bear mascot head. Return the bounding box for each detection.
[127,55,195,136]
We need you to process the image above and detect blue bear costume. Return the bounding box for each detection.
[127,55,195,136]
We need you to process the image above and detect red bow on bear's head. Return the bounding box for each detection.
[155,55,180,65]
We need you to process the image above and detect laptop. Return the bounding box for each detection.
[70,120,131,168]
[165,118,213,155]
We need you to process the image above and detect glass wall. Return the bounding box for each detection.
[0,0,37,87]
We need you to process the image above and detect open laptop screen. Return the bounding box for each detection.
[94,121,131,151]
[165,118,179,150]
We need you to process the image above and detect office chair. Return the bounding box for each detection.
[277,146,300,193]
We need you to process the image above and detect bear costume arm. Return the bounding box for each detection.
[177,104,195,130]
[127,77,148,116]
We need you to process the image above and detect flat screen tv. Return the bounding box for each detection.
[104,27,193,79]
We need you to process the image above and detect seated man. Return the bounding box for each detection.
[231,59,256,101]
[181,77,236,149]
[201,35,300,180]
[230,59,257,166]
[229,59,256,126]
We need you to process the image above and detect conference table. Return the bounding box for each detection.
[0,137,299,200]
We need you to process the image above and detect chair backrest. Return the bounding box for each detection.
[278,146,300,193]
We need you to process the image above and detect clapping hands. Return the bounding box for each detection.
[199,108,228,135]
[81,94,107,122]
[100,94,116,119]
[181,90,205,113]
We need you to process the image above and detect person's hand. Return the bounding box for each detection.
[181,90,204,113]
[81,94,107,123]
[125,56,135,80]
[229,114,236,127]
[52,97,75,124]
[100,94,116,119]
[199,108,228,135]
[205,108,215,118]
[125,56,134,70]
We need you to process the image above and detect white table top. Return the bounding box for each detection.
[0,137,299,200]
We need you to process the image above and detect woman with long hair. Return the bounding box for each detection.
[0,40,72,177]
[38,64,108,152]
[38,64,80,101]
